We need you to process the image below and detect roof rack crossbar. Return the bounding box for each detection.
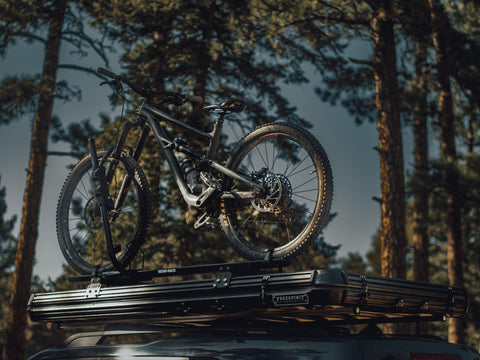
[69,259,291,286]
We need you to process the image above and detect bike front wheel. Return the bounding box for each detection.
[56,149,151,275]
[220,122,333,261]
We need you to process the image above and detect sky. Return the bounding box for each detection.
[0,36,414,281]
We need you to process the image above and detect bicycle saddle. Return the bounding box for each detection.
[221,99,244,113]
[204,100,245,113]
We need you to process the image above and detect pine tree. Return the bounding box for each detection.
[398,0,432,286]
[1,1,110,357]
[367,0,406,282]
[428,0,465,343]
[0,178,17,357]
[287,0,407,279]
[2,2,67,358]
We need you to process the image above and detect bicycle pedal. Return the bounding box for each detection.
[194,212,214,229]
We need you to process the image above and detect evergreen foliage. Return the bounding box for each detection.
[3,0,480,351]
[0,178,17,358]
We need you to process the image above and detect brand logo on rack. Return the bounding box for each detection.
[158,268,177,274]
[272,293,309,307]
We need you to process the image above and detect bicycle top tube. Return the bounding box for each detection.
[142,103,211,140]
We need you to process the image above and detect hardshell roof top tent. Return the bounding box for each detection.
[28,260,467,329]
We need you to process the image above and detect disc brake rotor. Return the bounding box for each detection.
[84,197,103,230]
[251,172,292,213]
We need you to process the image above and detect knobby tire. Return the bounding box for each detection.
[219,122,333,261]
[56,149,151,275]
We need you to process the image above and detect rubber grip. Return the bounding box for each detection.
[186,94,203,104]
[97,67,117,79]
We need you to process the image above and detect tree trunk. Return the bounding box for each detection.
[370,2,407,334]
[2,2,66,359]
[412,40,429,285]
[411,36,430,336]
[428,0,465,344]
[370,1,406,281]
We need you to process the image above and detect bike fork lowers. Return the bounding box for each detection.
[88,138,123,274]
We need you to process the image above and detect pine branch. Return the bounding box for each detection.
[61,30,111,66]
[57,64,106,79]
[349,57,374,67]
[6,31,47,44]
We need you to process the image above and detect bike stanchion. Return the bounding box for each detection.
[88,138,124,274]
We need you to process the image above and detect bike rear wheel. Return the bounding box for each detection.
[220,122,333,261]
[56,149,151,275]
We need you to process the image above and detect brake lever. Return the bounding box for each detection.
[100,79,123,94]
[158,94,186,106]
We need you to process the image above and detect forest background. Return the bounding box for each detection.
[1,0,480,359]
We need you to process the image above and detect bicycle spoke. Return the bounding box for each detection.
[292,192,318,203]
[287,163,316,178]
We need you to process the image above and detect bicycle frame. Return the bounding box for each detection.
[108,101,264,209]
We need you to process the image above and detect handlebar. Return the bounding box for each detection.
[97,67,117,79]
[97,67,203,105]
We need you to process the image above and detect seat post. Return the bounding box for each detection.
[206,112,225,160]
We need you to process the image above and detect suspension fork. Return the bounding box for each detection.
[88,138,122,272]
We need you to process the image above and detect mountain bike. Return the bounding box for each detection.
[56,67,333,275]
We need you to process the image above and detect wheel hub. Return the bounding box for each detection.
[84,197,103,230]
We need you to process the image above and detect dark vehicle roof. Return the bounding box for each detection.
[28,320,480,360]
